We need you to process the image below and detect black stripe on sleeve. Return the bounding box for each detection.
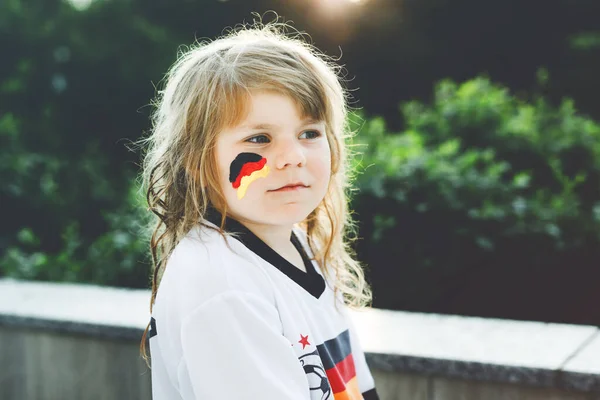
[148,317,157,339]
[362,387,380,400]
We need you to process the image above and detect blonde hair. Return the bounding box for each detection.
[137,16,372,366]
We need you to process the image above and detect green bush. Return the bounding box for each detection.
[0,0,173,287]
[350,76,600,312]
[1,181,151,286]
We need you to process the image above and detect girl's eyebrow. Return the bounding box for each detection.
[242,123,278,131]
[240,119,322,131]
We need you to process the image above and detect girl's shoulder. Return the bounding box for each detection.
[172,220,256,265]
[155,222,277,316]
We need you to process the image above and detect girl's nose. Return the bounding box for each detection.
[274,139,306,169]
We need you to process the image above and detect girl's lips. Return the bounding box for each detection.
[270,185,308,192]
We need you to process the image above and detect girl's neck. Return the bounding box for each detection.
[238,219,295,254]
[207,205,300,264]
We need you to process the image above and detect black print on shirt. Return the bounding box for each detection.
[299,349,332,400]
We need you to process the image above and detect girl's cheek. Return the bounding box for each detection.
[228,152,270,200]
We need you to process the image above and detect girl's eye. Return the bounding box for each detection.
[299,130,322,139]
[246,135,270,144]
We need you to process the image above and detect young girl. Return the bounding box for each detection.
[139,19,379,400]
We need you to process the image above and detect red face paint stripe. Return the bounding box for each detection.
[232,158,267,188]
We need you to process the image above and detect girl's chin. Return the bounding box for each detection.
[241,207,312,225]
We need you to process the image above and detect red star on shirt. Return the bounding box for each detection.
[298,334,311,349]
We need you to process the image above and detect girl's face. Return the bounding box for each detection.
[214,89,331,227]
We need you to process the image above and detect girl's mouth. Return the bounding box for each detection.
[269,184,308,192]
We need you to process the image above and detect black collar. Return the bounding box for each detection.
[204,207,326,299]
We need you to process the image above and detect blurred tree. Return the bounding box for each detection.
[309,0,600,130]
[0,0,176,285]
[350,76,600,324]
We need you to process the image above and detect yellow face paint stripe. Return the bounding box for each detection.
[237,165,270,199]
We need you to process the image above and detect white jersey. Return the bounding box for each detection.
[148,208,379,400]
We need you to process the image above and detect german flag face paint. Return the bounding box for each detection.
[229,152,270,200]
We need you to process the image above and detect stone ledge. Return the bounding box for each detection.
[560,331,600,392]
[1,278,599,393]
[348,305,600,393]
[0,314,143,341]
[0,278,150,341]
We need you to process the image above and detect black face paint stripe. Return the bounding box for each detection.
[229,152,263,183]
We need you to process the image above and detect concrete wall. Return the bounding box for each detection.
[1,327,151,400]
[371,370,595,400]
